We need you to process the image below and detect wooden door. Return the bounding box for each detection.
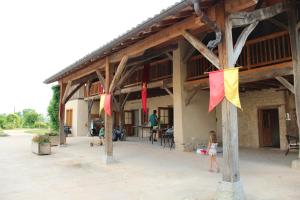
[258,108,280,148]
[124,111,134,136]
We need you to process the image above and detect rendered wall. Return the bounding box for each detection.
[124,91,217,149]
[65,99,88,137]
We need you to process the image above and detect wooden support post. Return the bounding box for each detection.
[287,0,300,169]
[87,99,94,135]
[173,40,189,151]
[182,30,220,69]
[59,82,67,145]
[104,57,114,164]
[275,76,295,94]
[216,2,245,199]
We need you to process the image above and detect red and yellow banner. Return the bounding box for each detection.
[209,68,241,112]
[99,94,112,116]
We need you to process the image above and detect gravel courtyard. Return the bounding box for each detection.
[0,130,300,200]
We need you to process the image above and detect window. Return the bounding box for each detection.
[141,109,149,125]
[65,109,73,126]
[124,111,133,125]
[159,108,169,125]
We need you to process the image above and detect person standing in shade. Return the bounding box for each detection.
[149,110,158,142]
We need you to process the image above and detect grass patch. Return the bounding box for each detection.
[24,128,51,135]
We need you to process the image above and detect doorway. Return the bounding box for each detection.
[258,108,280,148]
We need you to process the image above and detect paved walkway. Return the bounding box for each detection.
[0,130,300,200]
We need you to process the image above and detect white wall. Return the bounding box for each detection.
[65,99,88,137]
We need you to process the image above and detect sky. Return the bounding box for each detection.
[0,0,179,116]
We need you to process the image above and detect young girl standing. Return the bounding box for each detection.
[207,130,220,173]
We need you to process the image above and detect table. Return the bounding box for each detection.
[136,125,152,140]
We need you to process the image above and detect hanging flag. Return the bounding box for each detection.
[141,64,150,114]
[104,94,112,116]
[142,83,147,113]
[224,68,241,109]
[208,68,241,112]
[98,82,103,95]
[99,94,106,114]
[208,70,225,112]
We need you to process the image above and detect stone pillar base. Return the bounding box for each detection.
[216,180,245,200]
[102,155,115,164]
[291,159,300,169]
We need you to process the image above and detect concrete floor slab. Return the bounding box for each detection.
[0,130,300,200]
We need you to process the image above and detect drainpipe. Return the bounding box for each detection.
[191,0,222,50]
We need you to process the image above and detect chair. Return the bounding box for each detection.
[285,135,299,156]
[162,128,174,150]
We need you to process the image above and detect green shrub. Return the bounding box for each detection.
[34,121,49,129]
[0,114,6,129]
[32,135,50,143]
[4,114,21,129]
[48,86,60,131]
[22,109,40,128]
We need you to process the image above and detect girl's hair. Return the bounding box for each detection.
[209,130,217,143]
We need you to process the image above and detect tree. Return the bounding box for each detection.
[22,109,39,128]
[5,114,21,129]
[0,114,6,129]
[48,85,60,131]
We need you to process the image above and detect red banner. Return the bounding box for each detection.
[98,82,103,95]
[104,94,112,116]
[208,70,225,112]
[142,83,147,114]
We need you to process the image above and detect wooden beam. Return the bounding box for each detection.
[110,16,204,63]
[62,81,72,104]
[216,2,242,190]
[96,69,106,89]
[185,62,293,90]
[104,57,113,160]
[183,33,206,63]
[64,82,85,104]
[59,82,67,145]
[121,93,131,108]
[185,88,199,106]
[275,76,295,94]
[268,18,288,30]
[287,0,300,160]
[116,66,144,89]
[233,22,259,64]
[165,52,173,60]
[225,0,258,13]
[115,78,172,94]
[162,86,173,98]
[230,2,287,27]
[62,59,105,83]
[182,30,220,69]
[109,56,129,93]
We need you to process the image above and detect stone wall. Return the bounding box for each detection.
[217,89,288,150]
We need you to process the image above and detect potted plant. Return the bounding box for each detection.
[32,135,51,155]
[47,132,59,146]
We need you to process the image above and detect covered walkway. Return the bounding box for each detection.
[0,131,299,200]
